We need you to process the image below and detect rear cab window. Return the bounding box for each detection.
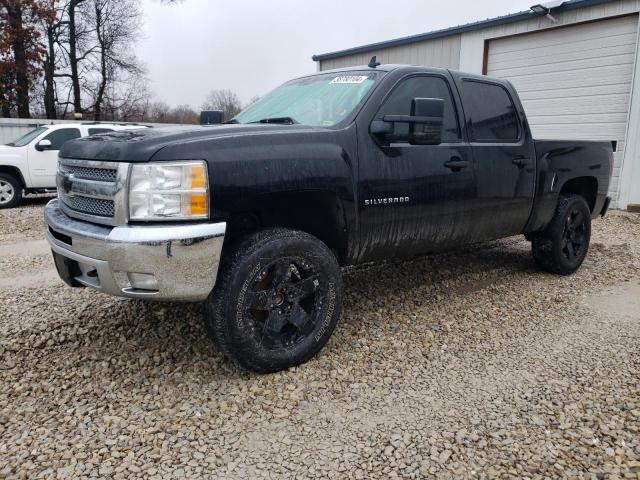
[459,80,520,142]
[88,128,114,135]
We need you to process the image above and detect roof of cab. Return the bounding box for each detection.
[313,64,448,75]
[316,64,508,84]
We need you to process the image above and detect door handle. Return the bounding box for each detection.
[444,157,469,172]
[512,156,530,168]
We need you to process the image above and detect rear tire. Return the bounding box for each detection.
[0,173,22,209]
[204,228,343,373]
[531,194,591,275]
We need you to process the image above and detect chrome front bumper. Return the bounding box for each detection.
[44,199,226,302]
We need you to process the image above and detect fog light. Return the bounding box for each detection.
[127,272,159,291]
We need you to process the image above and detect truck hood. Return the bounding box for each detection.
[59,124,325,162]
[0,144,25,160]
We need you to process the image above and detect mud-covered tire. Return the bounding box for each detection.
[204,228,343,373]
[0,173,22,209]
[531,194,591,275]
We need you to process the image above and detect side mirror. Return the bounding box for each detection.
[408,98,444,146]
[200,110,223,125]
[370,120,393,135]
[35,139,52,151]
[371,97,444,145]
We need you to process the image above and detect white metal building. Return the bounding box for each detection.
[313,0,640,211]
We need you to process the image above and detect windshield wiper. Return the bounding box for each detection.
[5,142,15,147]
[222,119,239,124]
[250,116,299,125]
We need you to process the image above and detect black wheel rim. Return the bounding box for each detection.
[562,208,587,262]
[244,257,322,350]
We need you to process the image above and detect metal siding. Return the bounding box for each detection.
[313,1,638,62]
[459,0,640,71]
[486,14,639,204]
[0,123,40,145]
[319,35,461,71]
[618,11,640,208]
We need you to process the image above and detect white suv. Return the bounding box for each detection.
[0,123,147,208]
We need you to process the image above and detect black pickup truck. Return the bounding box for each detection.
[45,64,613,372]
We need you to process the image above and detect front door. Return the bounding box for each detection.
[28,127,81,188]
[356,73,476,262]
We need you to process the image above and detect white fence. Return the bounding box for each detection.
[0,118,180,145]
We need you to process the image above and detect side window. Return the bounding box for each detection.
[88,128,114,135]
[43,128,81,150]
[377,76,461,142]
[459,81,519,142]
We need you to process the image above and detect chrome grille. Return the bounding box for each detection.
[59,165,117,182]
[60,194,115,217]
[56,158,128,226]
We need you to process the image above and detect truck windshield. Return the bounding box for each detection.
[6,127,47,147]
[233,71,381,127]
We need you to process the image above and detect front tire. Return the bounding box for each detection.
[205,228,343,373]
[0,174,22,209]
[531,194,591,275]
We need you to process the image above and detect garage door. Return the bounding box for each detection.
[486,14,639,204]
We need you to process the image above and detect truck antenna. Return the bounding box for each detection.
[368,55,381,68]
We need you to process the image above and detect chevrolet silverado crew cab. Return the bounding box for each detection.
[0,122,147,208]
[45,64,613,373]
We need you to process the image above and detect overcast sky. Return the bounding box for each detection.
[137,0,536,108]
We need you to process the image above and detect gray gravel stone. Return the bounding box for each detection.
[0,202,639,479]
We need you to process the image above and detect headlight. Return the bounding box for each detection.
[128,161,209,221]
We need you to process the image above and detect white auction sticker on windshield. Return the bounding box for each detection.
[330,75,369,84]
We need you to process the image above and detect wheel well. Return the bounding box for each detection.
[559,177,597,212]
[0,166,26,188]
[223,191,348,264]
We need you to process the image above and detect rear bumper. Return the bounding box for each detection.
[44,199,225,302]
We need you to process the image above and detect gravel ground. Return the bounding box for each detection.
[0,202,639,479]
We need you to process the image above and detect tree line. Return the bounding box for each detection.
[0,0,248,124]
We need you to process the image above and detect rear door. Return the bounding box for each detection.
[453,76,536,239]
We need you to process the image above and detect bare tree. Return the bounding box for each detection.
[99,71,149,121]
[36,0,145,120]
[201,89,242,121]
[84,0,143,120]
[66,0,85,114]
[0,0,55,117]
[51,0,95,117]
[42,13,57,118]
[2,0,181,121]
[169,104,199,124]
[146,100,171,123]
[247,95,261,106]
[40,0,66,118]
